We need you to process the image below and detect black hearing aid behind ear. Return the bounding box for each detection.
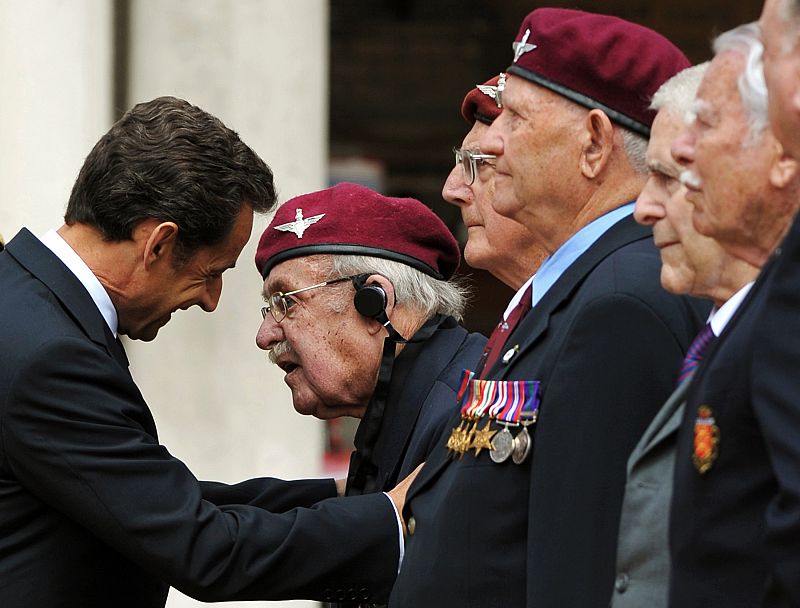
[353,283,387,318]
[350,273,388,319]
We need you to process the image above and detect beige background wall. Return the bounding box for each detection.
[0,2,329,607]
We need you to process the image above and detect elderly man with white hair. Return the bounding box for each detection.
[667,21,800,608]
[611,61,762,608]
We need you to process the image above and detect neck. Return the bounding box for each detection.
[707,261,760,309]
[545,173,645,254]
[57,223,140,307]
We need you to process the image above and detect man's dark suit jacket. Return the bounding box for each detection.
[670,216,800,608]
[0,229,399,607]
[353,323,487,494]
[389,215,707,608]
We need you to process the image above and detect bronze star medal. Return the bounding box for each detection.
[470,419,497,456]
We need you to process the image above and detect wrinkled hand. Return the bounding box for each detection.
[386,462,424,534]
[335,478,347,497]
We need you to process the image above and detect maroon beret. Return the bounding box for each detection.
[506,8,690,137]
[460,75,502,126]
[255,182,460,280]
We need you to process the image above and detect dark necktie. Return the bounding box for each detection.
[479,283,532,379]
[677,323,715,384]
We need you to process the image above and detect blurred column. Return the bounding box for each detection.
[0,0,113,237]
[123,2,329,607]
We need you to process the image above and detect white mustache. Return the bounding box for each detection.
[268,340,293,365]
[679,169,703,190]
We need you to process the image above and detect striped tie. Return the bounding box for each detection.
[478,284,532,379]
[677,324,715,385]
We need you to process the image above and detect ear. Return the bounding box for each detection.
[360,274,395,337]
[579,109,615,179]
[139,221,180,269]
[769,140,799,189]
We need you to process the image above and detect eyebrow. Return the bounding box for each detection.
[647,159,680,179]
[689,98,713,121]
[262,277,292,300]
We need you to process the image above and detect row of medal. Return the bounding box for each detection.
[445,370,541,465]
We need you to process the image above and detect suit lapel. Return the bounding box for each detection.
[6,229,128,370]
[489,216,652,378]
[627,377,692,473]
[381,327,468,491]
[685,265,772,400]
[369,341,429,486]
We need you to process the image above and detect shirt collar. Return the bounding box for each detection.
[39,229,119,337]
[531,202,635,307]
[502,275,535,320]
[708,281,754,337]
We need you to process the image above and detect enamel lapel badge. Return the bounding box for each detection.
[692,405,719,474]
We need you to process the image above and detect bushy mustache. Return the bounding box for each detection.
[268,340,292,365]
[679,169,702,190]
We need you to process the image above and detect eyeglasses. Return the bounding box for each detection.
[495,72,506,108]
[261,274,362,323]
[453,147,497,186]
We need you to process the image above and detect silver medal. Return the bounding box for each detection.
[490,425,514,463]
[511,426,531,464]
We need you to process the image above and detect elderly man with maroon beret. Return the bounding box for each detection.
[255,183,486,508]
[443,75,547,291]
[388,8,708,608]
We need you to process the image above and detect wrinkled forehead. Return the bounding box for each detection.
[263,255,330,294]
[462,121,489,149]
[648,110,685,171]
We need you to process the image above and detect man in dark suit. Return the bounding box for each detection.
[254,183,486,498]
[0,96,404,607]
[611,62,762,608]
[389,9,706,608]
[667,22,800,607]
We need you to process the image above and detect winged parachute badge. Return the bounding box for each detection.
[273,208,325,239]
[512,28,537,63]
[476,84,498,100]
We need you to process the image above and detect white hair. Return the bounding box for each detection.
[780,0,800,24]
[650,63,710,118]
[620,128,648,174]
[323,254,469,322]
[713,22,770,143]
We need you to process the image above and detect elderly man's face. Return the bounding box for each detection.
[635,110,726,297]
[442,121,534,286]
[671,51,779,253]
[480,74,585,251]
[761,0,800,158]
[255,256,381,419]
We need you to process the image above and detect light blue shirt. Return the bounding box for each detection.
[531,202,635,308]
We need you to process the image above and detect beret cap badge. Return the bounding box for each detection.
[273,208,325,239]
[512,28,537,63]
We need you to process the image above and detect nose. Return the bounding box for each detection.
[442,164,472,207]
[671,127,696,168]
[199,276,223,312]
[255,313,285,351]
[633,179,666,226]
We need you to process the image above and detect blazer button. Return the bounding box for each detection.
[407,516,416,536]
[615,572,630,593]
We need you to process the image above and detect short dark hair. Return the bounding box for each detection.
[65,96,276,261]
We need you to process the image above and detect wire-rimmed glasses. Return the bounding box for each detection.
[453,147,497,186]
[261,274,362,323]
